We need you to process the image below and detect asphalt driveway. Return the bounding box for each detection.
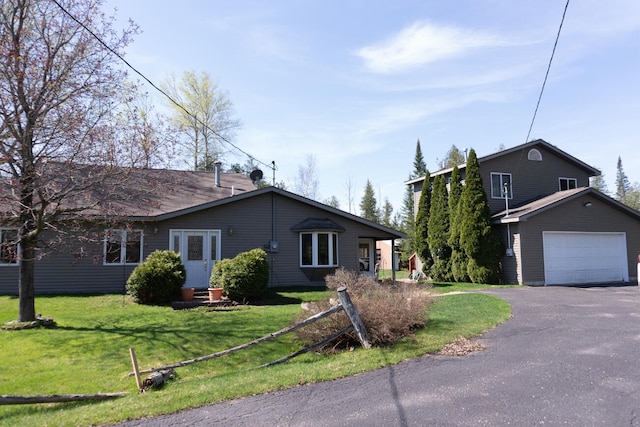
[119,285,640,426]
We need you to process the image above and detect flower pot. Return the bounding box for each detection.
[209,287,223,302]
[181,287,195,302]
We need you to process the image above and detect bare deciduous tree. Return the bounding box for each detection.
[293,155,319,200]
[0,0,139,321]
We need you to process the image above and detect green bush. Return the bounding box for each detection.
[126,250,186,305]
[209,248,269,301]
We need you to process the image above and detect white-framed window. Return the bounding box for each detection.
[491,172,512,199]
[104,229,143,265]
[559,177,577,191]
[528,148,543,161]
[0,229,18,266]
[300,232,338,267]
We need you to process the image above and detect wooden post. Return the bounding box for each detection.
[336,286,371,349]
[129,348,143,392]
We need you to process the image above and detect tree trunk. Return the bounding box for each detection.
[18,240,36,322]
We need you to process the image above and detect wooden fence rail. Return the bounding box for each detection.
[129,287,369,391]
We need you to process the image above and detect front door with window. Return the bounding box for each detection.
[170,230,220,288]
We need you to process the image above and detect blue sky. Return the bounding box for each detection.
[105,0,640,214]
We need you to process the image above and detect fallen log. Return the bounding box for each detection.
[129,303,344,376]
[0,392,127,405]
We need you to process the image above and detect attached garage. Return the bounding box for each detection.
[543,231,628,285]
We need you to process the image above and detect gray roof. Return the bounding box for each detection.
[0,163,255,219]
[492,187,640,224]
[405,139,601,185]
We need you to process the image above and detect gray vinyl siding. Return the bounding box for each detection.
[0,226,150,295]
[515,194,640,285]
[498,224,520,284]
[480,146,591,214]
[0,190,402,294]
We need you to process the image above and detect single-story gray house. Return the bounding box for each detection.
[0,165,404,294]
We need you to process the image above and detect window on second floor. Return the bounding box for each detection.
[0,229,18,265]
[559,177,577,191]
[104,229,143,265]
[491,172,512,199]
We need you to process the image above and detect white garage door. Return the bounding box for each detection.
[543,232,628,285]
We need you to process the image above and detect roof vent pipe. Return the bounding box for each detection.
[214,161,222,187]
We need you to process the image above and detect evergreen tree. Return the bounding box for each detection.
[399,180,417,265]
[616,156,631,203]
[439,144,467,169]
[459,149,503,284]
[447,164,469,282]
[381,198,394,227]
[414,171,433,275]
[359,179,379,222]
[589,168,608,194]
[427,175,452,281]
[412,139,427,178]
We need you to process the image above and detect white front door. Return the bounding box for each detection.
[170,230,220,288]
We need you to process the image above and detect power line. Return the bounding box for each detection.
[50,0,274,172]
[525,0,570,143]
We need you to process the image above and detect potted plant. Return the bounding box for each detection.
[209,258,229,302]
[181,287,195,301]
[208,287,223,301]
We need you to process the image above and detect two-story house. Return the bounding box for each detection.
[406,139,640,286]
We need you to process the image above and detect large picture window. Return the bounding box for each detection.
[0,229,18,265]
[104,230,143,265]
[491,172,512,199]
[300,232,338,267]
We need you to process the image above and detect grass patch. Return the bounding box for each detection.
[378,269,410,280]
[0,288,510,426]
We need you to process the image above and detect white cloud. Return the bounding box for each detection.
[356,21,511,74]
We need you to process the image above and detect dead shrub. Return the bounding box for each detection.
[295,268,433,352]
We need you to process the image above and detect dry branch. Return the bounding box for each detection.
[259,325,353,368]
[129,303,345,376]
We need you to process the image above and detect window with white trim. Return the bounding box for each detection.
[300,232,338,267]
[104,230,143,265]
[559,177,577,191]
[491,172,512,199]
[0,229,18,265]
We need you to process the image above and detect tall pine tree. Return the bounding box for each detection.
[414,170,433,276]
[459,149,503,284]
[616,156,631,203]
[427,174,452,281]
[359,179,379,222]
[412,139,427,178]
[448,164,469,282]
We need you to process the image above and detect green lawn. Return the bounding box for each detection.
[0,286,511,427]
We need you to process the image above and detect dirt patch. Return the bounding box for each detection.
[437,337,485,356]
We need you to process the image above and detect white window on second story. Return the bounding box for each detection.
[559,177,577,191]
[104,229,143,265]
[491,172,512,199]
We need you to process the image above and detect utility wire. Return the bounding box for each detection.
[525,0,570,143]
[50,0,274,171]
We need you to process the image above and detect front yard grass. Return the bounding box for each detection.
[0,285,511,427]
